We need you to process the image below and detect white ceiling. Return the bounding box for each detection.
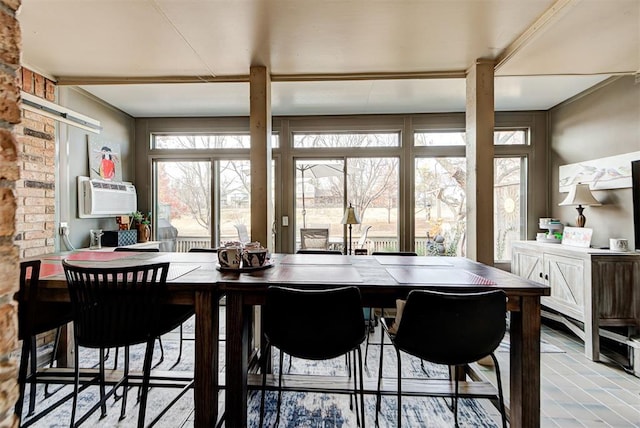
[17,0,640,118]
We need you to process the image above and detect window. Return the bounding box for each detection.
[293,132,399,148]
[414,157,466,256]
[494,157,524,262]
[153,159,251,252]
[414,131,465,146]
[153,134,279,149]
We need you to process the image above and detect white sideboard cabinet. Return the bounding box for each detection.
[511,241,640,361]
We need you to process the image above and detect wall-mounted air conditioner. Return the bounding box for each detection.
[78,176,137,218]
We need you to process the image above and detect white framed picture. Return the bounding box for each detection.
[559,151,640,192]
[88,137,122,182]
[561,227,593,248]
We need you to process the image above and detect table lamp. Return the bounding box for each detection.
[559,183,602,227]
[341,202,361,255]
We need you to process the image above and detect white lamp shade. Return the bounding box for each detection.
[559,183,602,207]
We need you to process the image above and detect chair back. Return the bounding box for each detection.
[296,249,342,255]
[234,224,250,244]
[18,260,72,339]
[300,228,329,250]
[371,251,417,256]
[113,247,159,252]
[264,286,365,360]
[394,290,506,365]
[62,260,170,349]
[356,225,372,249]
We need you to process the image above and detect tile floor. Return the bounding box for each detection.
[492,323,640,427]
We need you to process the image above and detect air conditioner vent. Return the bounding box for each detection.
[78,176,137,218]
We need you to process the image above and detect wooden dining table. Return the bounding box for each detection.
[36,251,549,428]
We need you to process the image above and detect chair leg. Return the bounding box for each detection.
[137,339,155,428]
[375,317,385,420]
[119,346,130,421]
[99,349,107,419]
[356,348,365,428]
[453,377,459,428]
[259,344,270,428]
[352,350,359,426]
[490,353,508,428]
[396,348,402,428]
[70,343,80,428]
[153,337,164,369]
[170,324,184,369]
[275,350,284,427]
[364,324,371,367]
[349,351,354,411]
[112,347,118,370]
[27,336,37,416]
[15,337,31,421]
[44,326,64,398]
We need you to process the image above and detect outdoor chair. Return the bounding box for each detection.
[234,224,251,244]
[16,260,74,426]
[259,286,367,427]
[376,289,507,428]
[299,228,329,250]
[355,225,372,251]
[62,260,194,428]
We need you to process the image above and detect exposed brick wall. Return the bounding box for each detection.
[15,69,56,259]
[0,0,22,426]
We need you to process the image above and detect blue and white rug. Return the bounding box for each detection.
[19,316,507,427]
[249,346,502,428]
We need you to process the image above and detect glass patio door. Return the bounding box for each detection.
[294,157,399,253]
[153,159,250,252]
[295,159,345,251]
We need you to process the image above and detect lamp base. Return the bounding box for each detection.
[575,205,586,227]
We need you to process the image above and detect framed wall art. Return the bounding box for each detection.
[559,150,640,192]
[88,136,122,182]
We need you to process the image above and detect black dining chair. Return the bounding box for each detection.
[15,260,74,425]
[376,289,508,428]
[62,260,194,428]
[112,247,190,367]
[259,286,367,428]
[188,247,218,252]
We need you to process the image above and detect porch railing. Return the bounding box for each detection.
[174,235,435,255]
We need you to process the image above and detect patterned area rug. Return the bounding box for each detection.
[20,317,506,427]
[249,346,502,428]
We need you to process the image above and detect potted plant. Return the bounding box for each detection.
[132,211,151,243]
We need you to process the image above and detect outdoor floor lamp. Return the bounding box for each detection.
[341,202,361,255]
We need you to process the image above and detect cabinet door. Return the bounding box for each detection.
[545,253,585,311]
[512,247,544,284]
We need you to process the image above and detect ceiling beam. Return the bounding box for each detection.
[495,0,579,73]
[55,70,466,86]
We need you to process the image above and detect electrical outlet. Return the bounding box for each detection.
[282,216,289,226]
[59,222,69,236]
